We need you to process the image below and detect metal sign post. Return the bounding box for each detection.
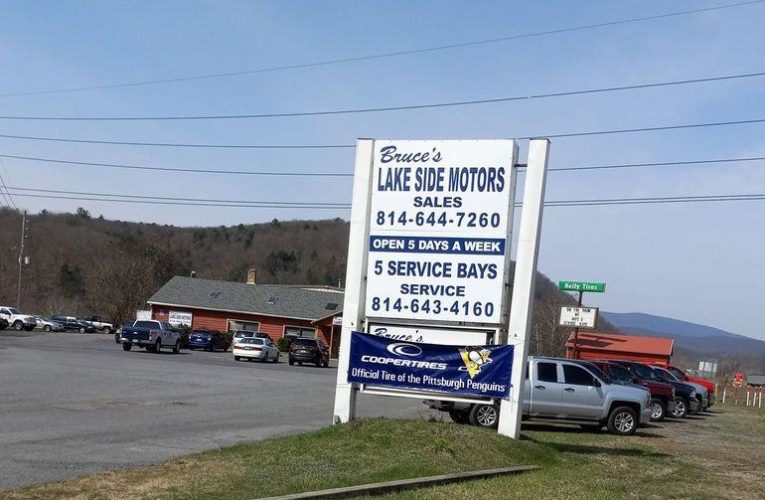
[497,139,550,439]
[333,139,375,424]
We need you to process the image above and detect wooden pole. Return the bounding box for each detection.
[572,291,583,360]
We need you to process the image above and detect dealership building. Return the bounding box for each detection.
[147,274,344,355]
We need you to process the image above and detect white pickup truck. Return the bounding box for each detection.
[0,306,37,331]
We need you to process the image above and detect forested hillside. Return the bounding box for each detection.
[0,207,609,355]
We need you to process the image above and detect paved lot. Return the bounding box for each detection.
[0,332,431,489]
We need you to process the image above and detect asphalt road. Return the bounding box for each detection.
[0,332,432,489]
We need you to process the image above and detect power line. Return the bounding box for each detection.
[0,133,351,148]
[4,185,348,206]
[3,116,765,149]
[0,159,18,209]
[0,154,354,177]
[1,0,762,98]
[3,152,765,177]
[7,188,765,209]
[2,70,764,121]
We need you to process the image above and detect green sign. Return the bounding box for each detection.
[558,281,606,293]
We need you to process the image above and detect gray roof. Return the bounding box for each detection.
[747,375,765,386]
[148,276,343,322]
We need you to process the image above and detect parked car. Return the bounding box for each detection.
[233,337,280,362]
[188,329,230,351]
[658,364,715,408]
[590,360,675,422]
[0,317,7,330]
[79,315,114,335]
[232,330,271,346]
[0,306,37,331]
[115,321,135,343]
[652,365,709,412]
[32,316,66,332]
[427,356,652,435]
[288,338,330,367]
[120,320,181,353]
[625,363,699,418]
[50,315,96,333]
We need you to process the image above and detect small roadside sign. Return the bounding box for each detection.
[733,372,745,388]
[558,281,606,293]
[559,306,598,329]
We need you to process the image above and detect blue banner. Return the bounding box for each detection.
[347,331,513,398]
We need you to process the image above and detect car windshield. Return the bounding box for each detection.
[9,308,20,314]
[193,331,212,338]
[668,367,685,379]
[133,321,157,328]
[581,363,610,383]
[293,339,316,346]
[609,365,633,383]
[657,368,677,381]
[234,331,253,338]
[240,338,264,345]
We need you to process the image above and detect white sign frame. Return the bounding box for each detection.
[333,138,550,441]
[364,140,517,325]
[559,306,599,329]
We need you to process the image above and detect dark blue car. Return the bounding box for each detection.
[188,329,230,351]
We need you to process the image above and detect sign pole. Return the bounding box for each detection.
[332,139,375,424]
[572,291,583,359]
[497,139,550,439]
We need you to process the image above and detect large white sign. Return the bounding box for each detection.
[368,323,492,346]
[559,306,598,329]
[365,140,515,324]
[168,310,193,327]
[136,309,152,321]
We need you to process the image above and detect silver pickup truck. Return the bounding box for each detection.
[427,356,652,435]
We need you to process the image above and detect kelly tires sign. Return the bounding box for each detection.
[365,140,516,324]
[348,331,513,398]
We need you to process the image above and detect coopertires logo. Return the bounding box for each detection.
[386,343,422,357]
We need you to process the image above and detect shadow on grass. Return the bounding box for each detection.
[521,423,662,439]
[522,435,670,458]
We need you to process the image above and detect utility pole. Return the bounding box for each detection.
[16,210,27,309]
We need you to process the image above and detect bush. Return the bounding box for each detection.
[277,336,292,352]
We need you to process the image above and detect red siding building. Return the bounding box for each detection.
[147,275,343,357]
[565,331,674,366]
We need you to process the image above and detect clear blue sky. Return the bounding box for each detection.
[1,1,764,340]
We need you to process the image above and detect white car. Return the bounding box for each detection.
[233,337,280,363]
[0,306,37,331]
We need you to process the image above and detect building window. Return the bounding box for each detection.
[228,320,260,333]
[284,326,316,339]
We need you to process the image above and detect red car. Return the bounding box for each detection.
[590,360,675,422]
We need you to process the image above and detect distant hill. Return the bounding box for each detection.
[602,311,765,373]
[0,207,607,356]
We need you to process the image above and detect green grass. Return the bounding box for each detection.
[5,406,765,499]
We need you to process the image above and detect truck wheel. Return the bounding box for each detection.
[671,397,688,418]
[154,340,162,353]
[172,341,180,354]
[13,320,24,331]
[607,406,638,436]
[448,410,470,424]
[649,398,666,422]
[468,404,499,428]
[122,342,132,351]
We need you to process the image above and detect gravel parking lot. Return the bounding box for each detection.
[0,332,430,489]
